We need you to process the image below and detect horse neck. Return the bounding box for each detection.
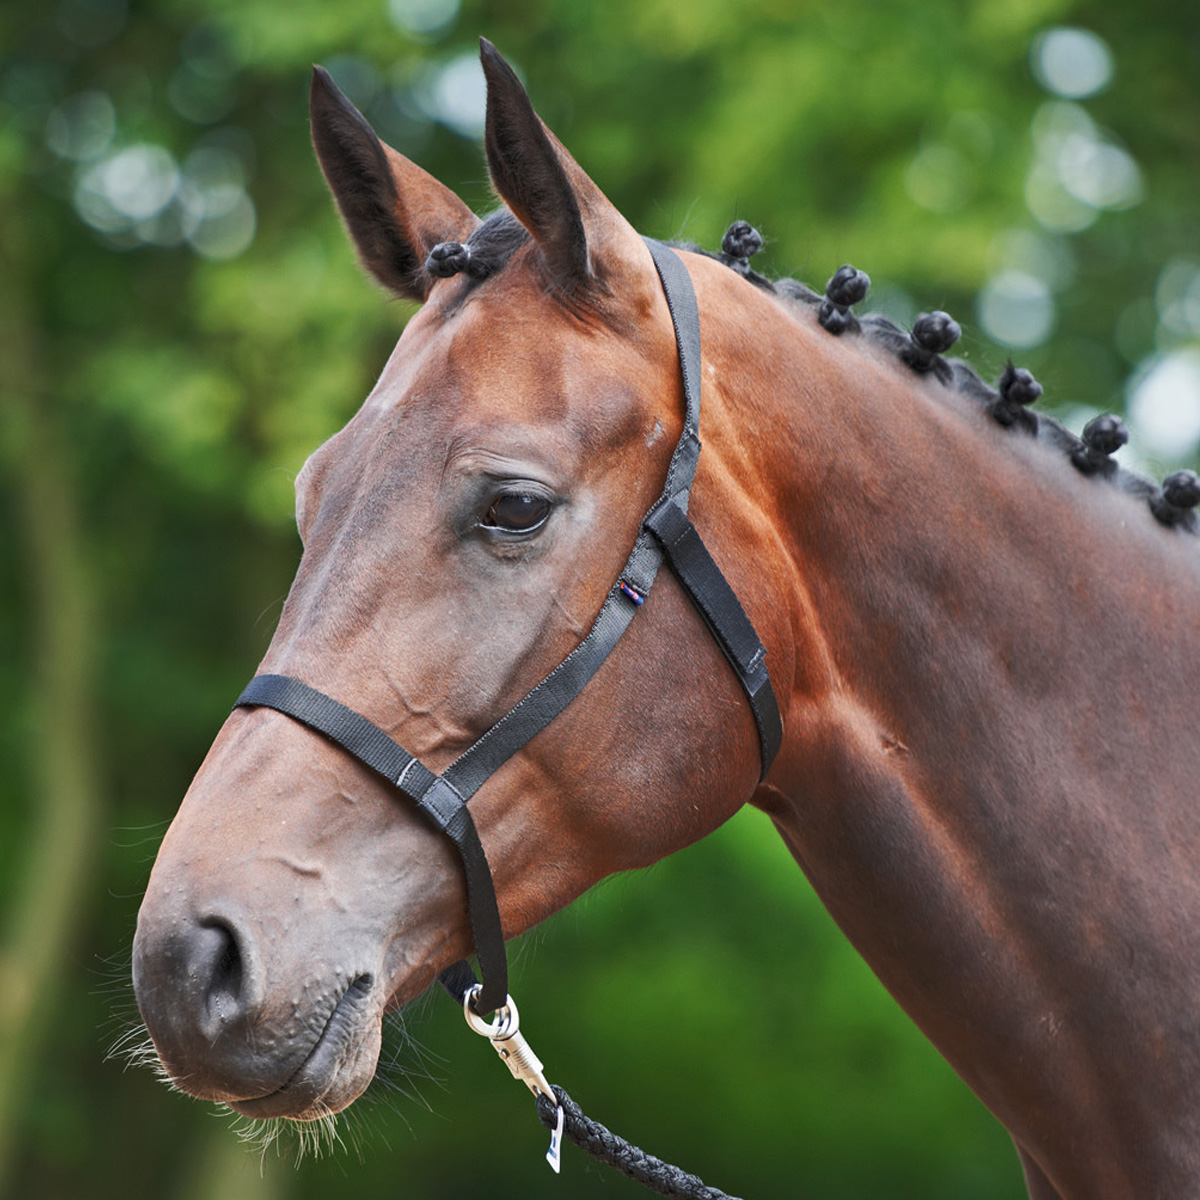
[695,270,1200,826]
[696,267,1200,1188]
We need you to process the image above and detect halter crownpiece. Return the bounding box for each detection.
[233,239,781,1018]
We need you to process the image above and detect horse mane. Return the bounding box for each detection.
[429,209,1200,537]
[696,221,1200,539]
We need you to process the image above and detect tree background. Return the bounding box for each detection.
[2,0,1198,1196]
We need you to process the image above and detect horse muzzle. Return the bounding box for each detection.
[131,891,382,1119]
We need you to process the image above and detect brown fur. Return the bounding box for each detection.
[134,43,1200,1197]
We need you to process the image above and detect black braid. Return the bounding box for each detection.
[990,363,1042,434]
[426,240,483,279]
[1072,414,1128,477]
[426,240,468,277]
[818,265,870,335]
[1151,469,1200,530]
[717,221,771,286]
[535,1086,743,1200]
[901,311,960,384]
[721,220,763,261]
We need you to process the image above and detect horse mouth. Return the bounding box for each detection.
[228,974,376,1120]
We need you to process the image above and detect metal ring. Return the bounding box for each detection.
[463,984,518,1039]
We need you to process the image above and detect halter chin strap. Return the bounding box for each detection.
[233,240,782,1015]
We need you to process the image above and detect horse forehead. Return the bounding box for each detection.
[360,287,665,454]
[445,284,651,389]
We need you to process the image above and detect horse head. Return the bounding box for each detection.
[134,35,1200,1196]
[131,41,777,1122]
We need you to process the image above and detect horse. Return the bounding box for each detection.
[132,38,1200,1200]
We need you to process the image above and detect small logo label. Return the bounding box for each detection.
[546,1102,564,1174]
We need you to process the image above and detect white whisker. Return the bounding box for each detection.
[221,1105,345,1166]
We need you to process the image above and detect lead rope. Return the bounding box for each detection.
[465,986,743,1199]
[533,1087,743,1200]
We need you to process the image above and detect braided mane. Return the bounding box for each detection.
[704,221,1200,538]
[428,210,1200,536]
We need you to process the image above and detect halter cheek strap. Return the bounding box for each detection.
[233,240,782,1015]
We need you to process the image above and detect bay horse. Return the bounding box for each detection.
[132,39,1200,1200]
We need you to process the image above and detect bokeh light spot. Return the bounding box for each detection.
[1032,28,1113,100]
[415,52,486,139]
[75,143,180,232]
[188,194,256,260]
[45,91,116,162]
[987,228,1075,292]
[1127,350,1200,460]
[1025,102,1142,230]
[905,144,969,214]
[1057,138,1142,211]
[977,271,1055,348]
[386,0,460,39]
[1155,260,1200,343]
[1024,161,1096,233]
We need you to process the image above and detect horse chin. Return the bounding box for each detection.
[221,976,383,1121]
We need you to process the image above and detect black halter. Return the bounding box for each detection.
[234,240,783,1015]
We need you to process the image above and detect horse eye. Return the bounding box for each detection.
[483,492,552,533]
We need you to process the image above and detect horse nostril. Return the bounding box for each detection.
[133,903,278,1095]
[197,919,246,1023]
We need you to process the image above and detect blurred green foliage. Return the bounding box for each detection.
[2,0,1198,1196]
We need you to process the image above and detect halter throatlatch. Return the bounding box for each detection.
[233,239,782,1019]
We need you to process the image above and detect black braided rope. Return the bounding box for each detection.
[535,1086,744,1200]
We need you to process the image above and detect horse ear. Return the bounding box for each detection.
[479,39,643,291]
[309,66,478,301]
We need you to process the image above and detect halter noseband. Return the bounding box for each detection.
[233,240,782,1015]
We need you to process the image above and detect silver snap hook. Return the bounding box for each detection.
[463,985,562,1172]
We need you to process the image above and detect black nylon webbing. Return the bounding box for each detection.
[232,240,783,1017]
[236,674,412,781]
[644,501,783,774]
[642,239,782,776]
[440,571,654,797]
[235,674,510,1011]
[643,239,702,507]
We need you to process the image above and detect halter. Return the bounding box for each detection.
[233,239,782,1018]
